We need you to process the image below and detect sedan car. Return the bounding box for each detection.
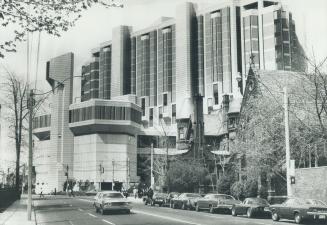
[144,192,168,206]
[231,197,270,218]
[270,197,327,224]
[93,191,132,215]
[195,194,241,213]
[171,193,202,210]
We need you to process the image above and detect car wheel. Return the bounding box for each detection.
[272,211,280,221]
[95,206,99,213]
[126,209,130,214]
[247,208,253,218]
[209,205,215,214]
[195,204,200,212]
[294,213,302,224]
[231,207,237,217]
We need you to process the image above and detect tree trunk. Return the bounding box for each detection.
[15,144,20,191]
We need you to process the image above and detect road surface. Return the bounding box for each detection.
[34,196,319,225]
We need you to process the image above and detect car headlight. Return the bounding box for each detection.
[104,202,111,206]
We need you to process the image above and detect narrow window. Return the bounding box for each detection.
[149,108,153,127]
[213,83,219,105]
[141,98,146,116]
[172,104,176,124]
[163,93,168,106]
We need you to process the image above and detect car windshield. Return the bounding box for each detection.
[247,198,268,204]
[102,193,123,198]
[185,194,201,198]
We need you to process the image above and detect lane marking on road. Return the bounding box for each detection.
[78,208,84,212]
[87,213,97,218]
[102,219,116,225]
[69,221,74,225]
[132,210,203,225]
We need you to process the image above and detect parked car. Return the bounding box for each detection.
[144,192,168,207]
[195,194,241,213]
[166,192,180,207]
[231,197,270,218]
[171,193,202,210]
[270,197,327,224]
[93,191,132,215]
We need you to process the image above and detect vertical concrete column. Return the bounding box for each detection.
[230,4,240,94]
[46,53,75,191]
[258,0,265,69]
[111,26,132,98]
[175,2,196,119]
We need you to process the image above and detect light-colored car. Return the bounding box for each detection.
[195,194,241,213]
[93,191,132,215]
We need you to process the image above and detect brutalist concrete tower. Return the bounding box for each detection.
[46,52,74,192]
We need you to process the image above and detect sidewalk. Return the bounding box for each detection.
[0,195,36,225]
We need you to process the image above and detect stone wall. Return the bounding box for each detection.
[292,166,327,202]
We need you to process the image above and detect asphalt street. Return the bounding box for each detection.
[34,196,320,225]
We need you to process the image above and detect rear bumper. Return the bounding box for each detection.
[103,205,132,210]
[307,212,327,216]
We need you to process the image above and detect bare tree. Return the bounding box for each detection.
[0,68,47,191]
[0,0,123,57]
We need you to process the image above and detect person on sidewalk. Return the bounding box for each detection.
[133,187,138,199]
[39,187,44,198]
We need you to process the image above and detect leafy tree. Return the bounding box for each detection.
[63,178,76,192]
[165,158,209,193]
[0,0,123,57]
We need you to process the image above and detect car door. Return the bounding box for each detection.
[279,199,294,219]
[240,199,249,215]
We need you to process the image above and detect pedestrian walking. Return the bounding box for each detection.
[39,187,44,198]
[133,187,138,199]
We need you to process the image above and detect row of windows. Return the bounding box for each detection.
[69,106,142,124]
[33,114,51,129]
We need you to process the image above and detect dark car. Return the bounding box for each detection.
[195,194,241,213]
[171,193,202,210]
[145,193,168,207]
[231,197,270,218]
[270,197,327,224]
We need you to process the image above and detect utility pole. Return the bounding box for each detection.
[127,158,130,189]
[27,90,34,220]
[284,87,292,196]
[150,143,154,188]
[66,165,69,192]
[112,160,115,191]
[99,164,104,191]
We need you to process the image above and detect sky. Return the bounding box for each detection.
[0,0,327,170]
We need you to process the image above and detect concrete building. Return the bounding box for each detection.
[33,0,305,193]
